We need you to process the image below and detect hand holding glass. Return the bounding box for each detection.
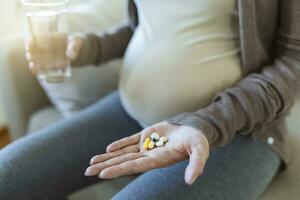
[23,0,82,83]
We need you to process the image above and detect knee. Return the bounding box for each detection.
[0,157,22,199]
[0,149,37,200]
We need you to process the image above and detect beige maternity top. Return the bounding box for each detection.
[119,0,242,127]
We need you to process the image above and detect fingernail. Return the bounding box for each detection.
[84,168,93,176]
[189,175,197,185]
[99,171,110,179]
[29,62,35,68]
[89,157,95,165]
[99,172,105,179]
[106,146,112,153]
[185,171,197,185]
[25,52,32,60]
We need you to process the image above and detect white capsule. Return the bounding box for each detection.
[151,132,160,141]
[155,140,164,147]
[159,136,168,143]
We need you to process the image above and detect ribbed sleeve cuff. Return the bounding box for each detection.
[71,34,99,67]
[166,113,219,149]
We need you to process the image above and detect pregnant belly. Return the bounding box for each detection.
[119,38,242,127]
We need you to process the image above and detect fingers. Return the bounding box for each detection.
[139,126,156,143]
[25,37,35,53]
[99,157,159,179]
[25,51,33,62]
[25,33,70,72]
[25,40,41,75]
[28,61,39,75]
[184,145,209,185]
[85,152,143,177]
[25,38,36,64]
[106,133,141,153]
[90,144,140,165]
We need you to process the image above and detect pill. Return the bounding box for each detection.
[143,138,151,150]
[155,140,164,147]
[148,141,155,149]
[151,132,160,141]
[159,136,168,143]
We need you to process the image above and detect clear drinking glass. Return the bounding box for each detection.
[22,0,70,83]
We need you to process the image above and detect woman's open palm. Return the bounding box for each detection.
[85,122,210,185]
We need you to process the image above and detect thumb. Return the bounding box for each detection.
[66,35,83,61]
[184,145,208,185]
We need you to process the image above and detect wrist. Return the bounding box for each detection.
[166,114,218,149]
[70,34,99,67]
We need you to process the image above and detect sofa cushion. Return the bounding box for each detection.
[39,62,121,117]
[28,106,63,133]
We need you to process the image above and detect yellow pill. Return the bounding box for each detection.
[143,138,151,150]
[148,141,155,149]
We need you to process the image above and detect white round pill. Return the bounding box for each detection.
[151,132,160,140]
[155,140,164,147]
[159,136,168,143]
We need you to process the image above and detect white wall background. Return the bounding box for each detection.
[0,101,6,124]
[0,1,22,37]
[0,1,18,124]
[0,0,22,124]
[0,0,85,38]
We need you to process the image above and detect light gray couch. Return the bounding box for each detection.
[0,1,299,199]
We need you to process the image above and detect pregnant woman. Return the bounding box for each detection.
[1,0,299,199]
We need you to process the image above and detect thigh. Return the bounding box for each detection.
[0,92,142,200]
[113,135,281,200]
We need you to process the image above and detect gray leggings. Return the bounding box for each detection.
[0,92,280,200]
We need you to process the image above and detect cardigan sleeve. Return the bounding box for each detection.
[167,0,300,149]
[71,0,138,66]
